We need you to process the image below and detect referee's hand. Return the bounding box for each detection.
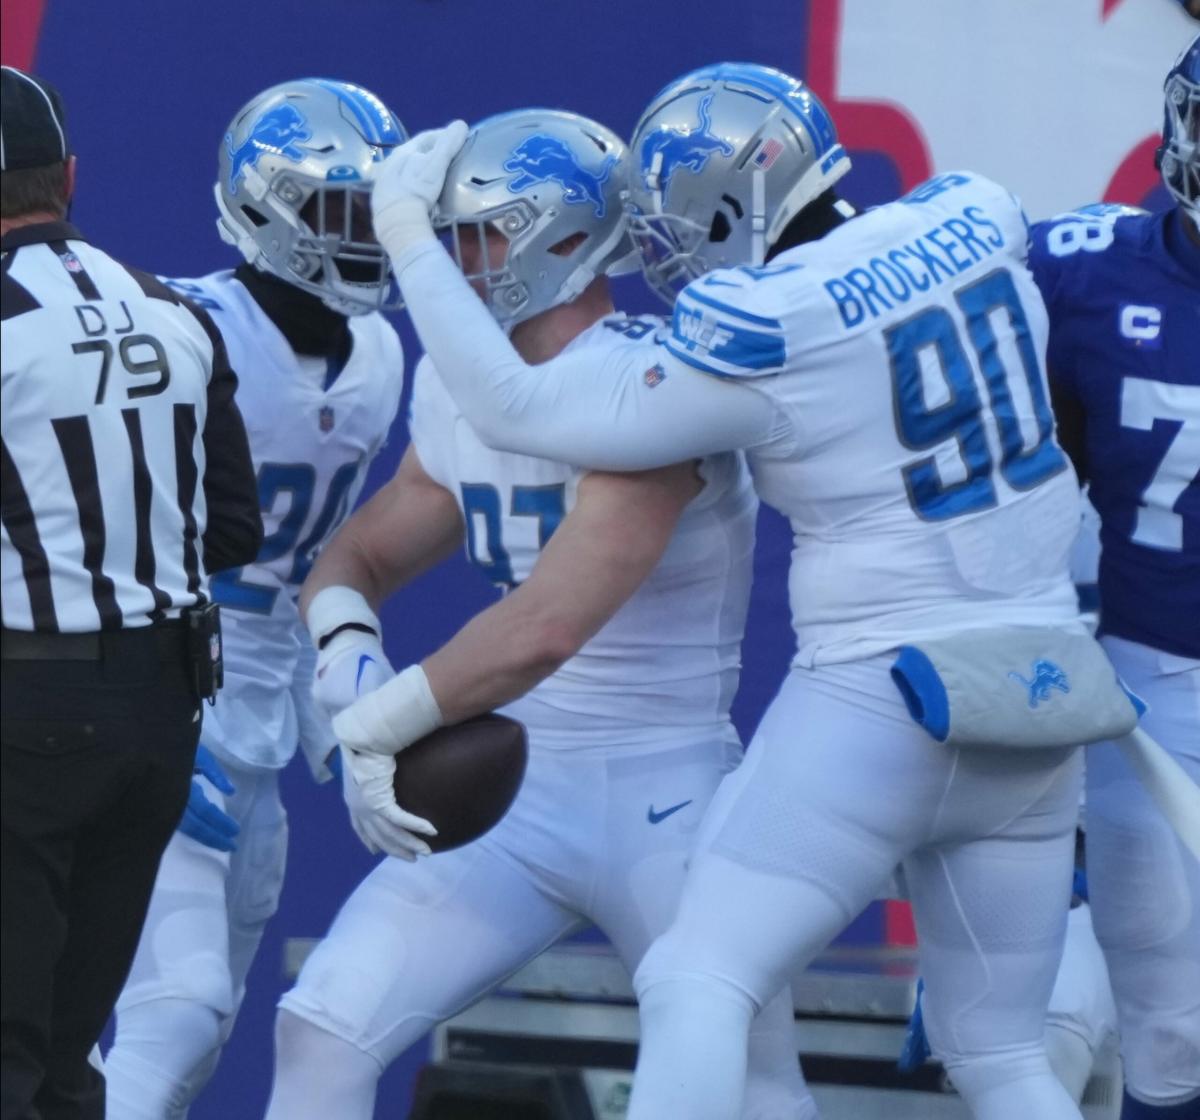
[178,745,240,852]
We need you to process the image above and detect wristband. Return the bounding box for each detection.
[306,585,380,649]
[332,664,444,757]
[317,622,378,651]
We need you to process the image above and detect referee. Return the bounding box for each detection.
[1,67,261,1119]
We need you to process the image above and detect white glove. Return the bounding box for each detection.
[306,585,392,722]
[371,120,470,261]
[339,744,436,861]
[332,663,444,757]
[313,627,393,724]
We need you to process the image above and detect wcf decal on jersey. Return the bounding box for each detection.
[1118,304,1163,349]
[674,305,735,354]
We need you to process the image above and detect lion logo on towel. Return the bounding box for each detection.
[1007,660,1071,708]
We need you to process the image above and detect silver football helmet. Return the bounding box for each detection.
[215,78,407,315]
[628,63,851,303]
[433,108,637,326]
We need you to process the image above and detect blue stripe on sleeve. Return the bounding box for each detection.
[667,294,786,377]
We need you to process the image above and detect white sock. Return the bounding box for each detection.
[264,1009,382,1120]
[627,976,755,1120]
[745,987,821,1120]
[946,1046,1085,1120]
[106,999,225,1120]
[1045,1020,1097,1103]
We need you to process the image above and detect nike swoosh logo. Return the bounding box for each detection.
[355,654,375,692]
[647,800,693,825]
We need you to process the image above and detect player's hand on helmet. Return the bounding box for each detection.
[179,744,240,852]
[339,744,436,861]
[372,120,469,259]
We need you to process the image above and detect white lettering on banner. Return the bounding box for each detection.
[1119,305,1163,341]
[833,0,1193,217]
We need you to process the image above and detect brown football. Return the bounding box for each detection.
[391,713,528,852]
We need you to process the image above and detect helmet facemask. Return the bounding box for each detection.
[630,161,771,304]
[291,180,393,311]
[215,79,406,316]
[1161,65,1200,224]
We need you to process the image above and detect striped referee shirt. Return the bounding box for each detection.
[1,221,261,632]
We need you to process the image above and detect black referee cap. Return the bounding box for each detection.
[1,66,70,172]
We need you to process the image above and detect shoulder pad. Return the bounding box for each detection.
[1030,203,1146,264]
[665,270,789,379]
[158,275,225,313]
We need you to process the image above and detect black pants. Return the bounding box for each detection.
[1,628,200,1120]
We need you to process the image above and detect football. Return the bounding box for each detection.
[392,713,528,853]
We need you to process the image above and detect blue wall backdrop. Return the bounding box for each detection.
[6,0,1186,1115]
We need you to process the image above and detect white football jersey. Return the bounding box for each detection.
[167,271,404,769]
[408,315,758,746]
[664,172,1082,665]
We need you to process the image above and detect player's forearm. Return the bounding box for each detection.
[393,243,776,469]
[420,595,581,725]
[301,516,395,617]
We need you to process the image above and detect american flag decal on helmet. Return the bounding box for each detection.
[754,138,784,170]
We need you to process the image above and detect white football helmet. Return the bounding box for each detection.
[216,78,406,315]
[433,108,637,326]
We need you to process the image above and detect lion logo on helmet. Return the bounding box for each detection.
[503,135,616,218]
[226,104,313,193]
[638,93,734,198]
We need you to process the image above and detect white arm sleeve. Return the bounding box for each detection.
[393,242,779,471]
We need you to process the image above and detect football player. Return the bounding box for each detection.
[263,109,816,1120]
[360,65,1099,1120]
[103,79,408,1118]
[1027,35,1200,1120]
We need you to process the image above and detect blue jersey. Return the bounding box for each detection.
[1029,206,1200,658]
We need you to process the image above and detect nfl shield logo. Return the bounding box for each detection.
[319,405,335,432]
[644,363,666,388]
[60,250,83,273]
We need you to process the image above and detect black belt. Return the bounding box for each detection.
[1,621,187,662]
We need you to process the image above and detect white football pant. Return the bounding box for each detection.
[1086,636,1199,1109]
[267,734,816,1120]
[628,656,1086,1120]
[106,762,287,1119]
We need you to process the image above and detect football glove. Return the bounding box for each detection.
[339,744,436,861]
[372,120,469,260]
[179,744,239,852]
[306,585,394,723]
[331,663,443,758]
